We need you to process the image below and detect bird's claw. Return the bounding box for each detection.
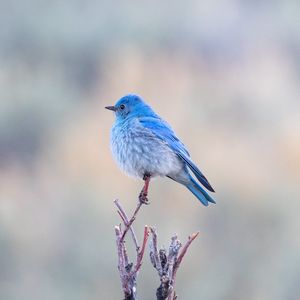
[139,192,149,204]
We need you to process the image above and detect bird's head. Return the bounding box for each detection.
[105,94,154,120]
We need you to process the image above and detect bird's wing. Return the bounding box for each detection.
[139,116,189,156]
[139,116,215,192]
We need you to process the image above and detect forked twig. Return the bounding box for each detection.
[114,199,148,300]
[149,228,200,300]
[114,199,140,252]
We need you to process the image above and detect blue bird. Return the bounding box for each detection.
[105,94,215,206]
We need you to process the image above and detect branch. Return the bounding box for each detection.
[114,199,148,300]
[172,232,199,285]
[149,228,200,300]
[114,199,140,251]
[149,227,163,276]
[113,199,200,299]
[133,226,150,273]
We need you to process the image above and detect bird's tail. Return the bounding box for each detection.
[186,176,216,206]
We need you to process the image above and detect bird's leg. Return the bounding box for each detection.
[139,173,151,204]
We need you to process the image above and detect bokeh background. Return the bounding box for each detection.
[1,1,300,299]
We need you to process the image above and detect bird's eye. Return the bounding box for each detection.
[120,104,125,110]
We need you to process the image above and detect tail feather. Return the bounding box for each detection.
[177,153,215,192]
[186,177,216,206]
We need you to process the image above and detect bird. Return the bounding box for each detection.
[105,94,215,206]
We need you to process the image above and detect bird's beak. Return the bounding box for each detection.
[105,105,117,112]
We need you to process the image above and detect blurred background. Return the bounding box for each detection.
[1,0,300,299]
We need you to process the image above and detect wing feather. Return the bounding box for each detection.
[139,116,215,192]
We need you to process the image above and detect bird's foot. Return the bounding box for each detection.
[139,173,151,204]
[139,192,149,205]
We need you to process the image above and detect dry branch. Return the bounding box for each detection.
[149,228,199,300]
[114,199,149,300]
[113,199,199,300]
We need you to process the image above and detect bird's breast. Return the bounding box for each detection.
[110,120,182,178]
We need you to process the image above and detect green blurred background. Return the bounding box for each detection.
[1,1,300,299]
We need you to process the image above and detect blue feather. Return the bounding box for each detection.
[176,153,215,192]
[186,177,216,206]
[139,116,189,156]
[139,116,215,192]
